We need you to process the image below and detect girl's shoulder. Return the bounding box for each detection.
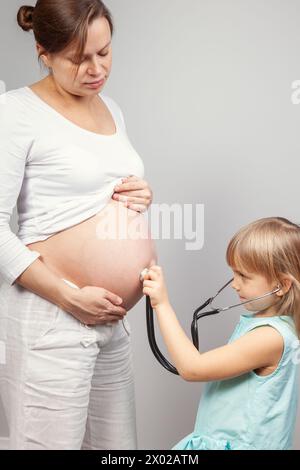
[238,313,297,338]
[234,313,299,367]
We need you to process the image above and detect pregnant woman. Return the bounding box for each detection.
[0,0,157,450]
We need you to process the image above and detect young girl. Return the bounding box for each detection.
[142,217,300,450]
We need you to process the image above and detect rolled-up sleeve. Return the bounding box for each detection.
[0,92,40,286]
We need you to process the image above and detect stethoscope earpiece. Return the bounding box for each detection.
[273,284,282,295]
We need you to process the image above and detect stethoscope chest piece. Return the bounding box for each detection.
[140,268,150,282]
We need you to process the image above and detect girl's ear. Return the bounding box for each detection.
[276,275,293,296]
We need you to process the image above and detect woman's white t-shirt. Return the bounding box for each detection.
[0,87,145,285]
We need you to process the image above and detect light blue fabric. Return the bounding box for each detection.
[173,313,299,450]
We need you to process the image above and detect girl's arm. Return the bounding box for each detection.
[143,266,284,382]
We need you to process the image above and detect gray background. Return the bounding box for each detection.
[0,0,299,449]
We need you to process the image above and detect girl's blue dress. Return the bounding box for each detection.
[173,313,299,450]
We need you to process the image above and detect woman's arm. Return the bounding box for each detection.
[0,93,125,323]
[0,93,72,305]
[14,256,78,308]
[143,266,284,382]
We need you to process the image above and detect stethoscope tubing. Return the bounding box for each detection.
[144,273,281,376]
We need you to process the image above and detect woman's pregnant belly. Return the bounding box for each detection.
[26,199,157,311]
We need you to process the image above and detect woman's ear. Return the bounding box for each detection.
[276,275,293,296]
[36,43,51,68]
[36,42,44,56]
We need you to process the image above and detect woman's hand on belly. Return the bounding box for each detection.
[60,285,127,326]
[112,175,153,213]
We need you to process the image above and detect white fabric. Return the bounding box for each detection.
[0,278,137,450]
[0,87,145,285]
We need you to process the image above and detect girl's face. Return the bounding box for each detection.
[231,268,280,314]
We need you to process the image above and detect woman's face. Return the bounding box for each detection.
[39,15,112,97]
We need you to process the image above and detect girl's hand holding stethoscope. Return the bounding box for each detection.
[112,175,153,213]
[142,265,170,309]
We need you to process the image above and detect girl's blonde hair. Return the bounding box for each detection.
[226,217,300,337]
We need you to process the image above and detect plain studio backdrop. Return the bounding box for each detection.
[0,0,299,450]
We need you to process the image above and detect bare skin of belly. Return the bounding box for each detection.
[26,199,157,311]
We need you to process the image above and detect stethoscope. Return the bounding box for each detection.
[139,269,281,375]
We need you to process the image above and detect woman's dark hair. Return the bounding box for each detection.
[17,0,114,77]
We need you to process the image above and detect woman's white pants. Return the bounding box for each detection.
[0,279,137,450]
